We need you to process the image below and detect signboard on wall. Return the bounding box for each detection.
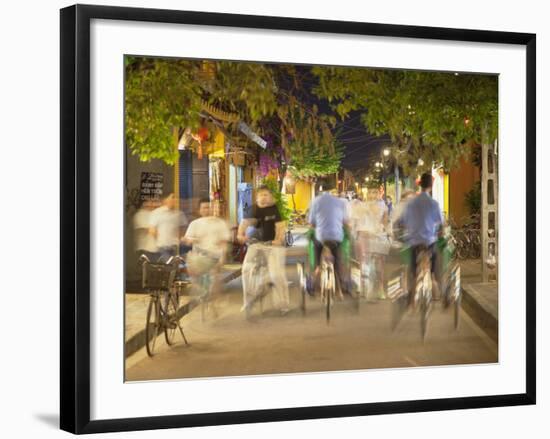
[140,172,164,201]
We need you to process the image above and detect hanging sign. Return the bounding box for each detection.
[238,121,267,149]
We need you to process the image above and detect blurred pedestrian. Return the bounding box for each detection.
[133,198,157,262]
[401,173,444,302]
[149,193,188,261]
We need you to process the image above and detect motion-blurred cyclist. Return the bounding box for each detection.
[237,185,290,315]
[399,173,444,304]
[183,198,231,315]
[307,184,352,296]
[354,187,390,299]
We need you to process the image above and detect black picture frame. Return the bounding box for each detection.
[60,4,536,434]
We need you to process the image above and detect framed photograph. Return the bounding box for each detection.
[60,4,536,434]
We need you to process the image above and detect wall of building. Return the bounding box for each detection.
[125,149,175,292]
[285,180,313,213]
[449,155,480,227]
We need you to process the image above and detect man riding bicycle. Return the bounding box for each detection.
[399,173,444,304]
[307,184,352,296]
[183,198,231,315]
[237,185,290,315]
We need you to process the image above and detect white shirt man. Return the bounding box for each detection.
[184,199,231,263]
[133,200,157,255]
[149,193,188,259]
[183,200,231,313]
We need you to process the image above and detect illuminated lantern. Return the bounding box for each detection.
[198,126,210,142]
[191,126,211,160]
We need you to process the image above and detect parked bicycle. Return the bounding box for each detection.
[448,215,481,260]
[140,254,188,357]
[285,217,294,247]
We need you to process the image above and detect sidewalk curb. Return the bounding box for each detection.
[125,297,201,359]
[461,285,498,343]
[125,268,242,359]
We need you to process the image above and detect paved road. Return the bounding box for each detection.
[126,267,497,382]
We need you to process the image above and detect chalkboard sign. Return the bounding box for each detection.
[140,172,164,201]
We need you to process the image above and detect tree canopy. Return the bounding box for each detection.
[313,66,498,173]
[125,57,342,177]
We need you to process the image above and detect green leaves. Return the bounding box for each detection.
[125,57,284,164]
[313,67,498,172]
[260,178,291,221]
[288,141,343,180]
[125,57,203,164]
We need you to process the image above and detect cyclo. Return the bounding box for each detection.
[296,228,358,324]
[389,225,461,340]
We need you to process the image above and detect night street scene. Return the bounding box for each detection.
[124,57,498,381]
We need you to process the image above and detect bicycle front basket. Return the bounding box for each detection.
[142,263,177,290]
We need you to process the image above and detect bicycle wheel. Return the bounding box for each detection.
[325,266,333,324]
[453,268,462,329]
[245,268,263,320]
[145,295,160,357]
[164,292,179,346]
[297,262,306,315]
[419,271,432,341]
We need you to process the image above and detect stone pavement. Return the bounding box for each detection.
[125,230,497,361]
[125,264,242,358]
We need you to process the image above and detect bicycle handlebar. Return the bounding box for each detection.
[166,255,185,265]
[139,254,185,265]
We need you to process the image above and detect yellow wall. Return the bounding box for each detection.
[444,173,449,219]
[285,180,313,212]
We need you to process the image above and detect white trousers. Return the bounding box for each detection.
[241,243,290,310]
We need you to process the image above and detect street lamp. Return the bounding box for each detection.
[383,148,390,157]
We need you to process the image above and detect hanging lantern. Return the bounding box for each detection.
[198,126,210,142]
